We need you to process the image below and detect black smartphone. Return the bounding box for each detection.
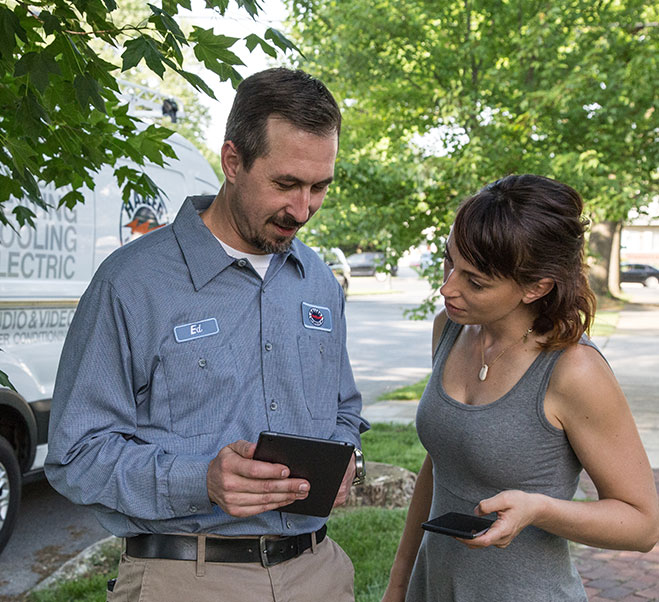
[253,431,355,517]
[422,512,494,539]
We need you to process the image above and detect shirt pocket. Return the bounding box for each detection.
[297,333,341,420]
[162,339,240,437]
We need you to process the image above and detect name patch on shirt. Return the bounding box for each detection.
[174,318,219,343]
[301,302,332,332]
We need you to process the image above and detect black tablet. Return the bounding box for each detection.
[253,431,355,517]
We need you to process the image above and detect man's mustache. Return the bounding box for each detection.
[269,215,306,230]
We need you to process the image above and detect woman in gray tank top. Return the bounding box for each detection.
[382,175,659,602]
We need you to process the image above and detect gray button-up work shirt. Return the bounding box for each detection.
[45,196,368,537]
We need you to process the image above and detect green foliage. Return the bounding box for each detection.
[289,0,659,310]
[0,368,17,391]
[29,575,112,602]
[377,375,430,401]
[328,507,407,602]
[0,0,297,228]
[361,422,426,474]
[28,539,121,602]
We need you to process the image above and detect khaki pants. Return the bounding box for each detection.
[107,536,355,602]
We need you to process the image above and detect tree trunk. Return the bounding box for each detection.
[608,221,622,296]
[588,220,622,297]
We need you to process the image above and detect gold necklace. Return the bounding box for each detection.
[478,327,533,381]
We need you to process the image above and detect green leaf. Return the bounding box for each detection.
[164,32,184,66]
[178,69,217,99]
[148,4,187,43]
[205,0,230,16]
[5,138,38,173]
[234,0,261,18]
[214,63,243,87]
[163,0,190,12]
[58,189,85,210]
[244,33,277,58]
[0,369,17,392]
[18,91,51,140]
[12,205,38,229]
[0,6,28,58]
[102,0,117,11]
[14,51,61,93]
[264,28,300,55]
[40,11,62,36]
[74,73,107,113]
[0,174,22,204]
[122,37,165,78]
[190,27,245,75]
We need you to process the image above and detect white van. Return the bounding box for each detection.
[0,132,220,553]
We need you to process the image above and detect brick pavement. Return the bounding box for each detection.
[573,544,659,601]
[572,469,659,601]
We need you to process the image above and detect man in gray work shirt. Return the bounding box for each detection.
[45,68,369,602]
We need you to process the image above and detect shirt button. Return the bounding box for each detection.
[237,259,247,267]
[198,358,207,368]
[264,342,273,351]
[189,505,198,513]
[270,401,278,411]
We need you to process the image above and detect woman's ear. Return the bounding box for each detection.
[522,278,554,304]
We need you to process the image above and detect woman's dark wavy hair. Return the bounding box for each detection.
[452,174,596,350]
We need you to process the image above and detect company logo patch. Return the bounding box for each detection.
[174,318,219,343]
[120,190,170,245]
[301,302,332,332]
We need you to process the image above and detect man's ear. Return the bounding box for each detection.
[522,278,554,304]
[221,140,242,183]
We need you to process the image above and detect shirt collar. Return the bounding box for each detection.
[172,196,306,290]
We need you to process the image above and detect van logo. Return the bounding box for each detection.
[301,302,332,332]
[120,191,169,245]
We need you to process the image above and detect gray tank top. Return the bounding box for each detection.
[406,319,589,601]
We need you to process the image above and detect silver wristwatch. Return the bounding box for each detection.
[352,448,366,486]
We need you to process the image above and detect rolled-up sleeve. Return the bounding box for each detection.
[45,278,213,520]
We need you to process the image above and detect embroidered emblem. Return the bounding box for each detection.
[301,302,332,332]
[174,318,219,343]
[308,307,325,327]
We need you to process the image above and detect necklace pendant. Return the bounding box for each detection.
[478,364,489,381]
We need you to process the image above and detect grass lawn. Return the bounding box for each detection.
[28,423,418,602]
[360,422,425,474]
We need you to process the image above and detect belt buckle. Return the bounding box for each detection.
[259,535,273,568]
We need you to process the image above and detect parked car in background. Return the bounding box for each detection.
[314,247,351,296]
[347,252,398,281]
[620,263,659,287]
[419,251,439,270]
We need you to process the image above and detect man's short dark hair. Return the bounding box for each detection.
[224,67,342,170]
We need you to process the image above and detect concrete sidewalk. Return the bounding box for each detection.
[362,294,659,601]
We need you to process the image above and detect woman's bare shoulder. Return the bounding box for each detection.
[431,309,449,356]
[551,341,622,418]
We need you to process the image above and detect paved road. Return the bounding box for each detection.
[346,268,436,404]
[0,478,108,599]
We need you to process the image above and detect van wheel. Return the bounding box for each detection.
[0,436,21,556]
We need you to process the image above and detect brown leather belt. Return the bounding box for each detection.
[125,525,327,568]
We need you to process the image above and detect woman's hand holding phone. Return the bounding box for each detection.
[462,489,543,549]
